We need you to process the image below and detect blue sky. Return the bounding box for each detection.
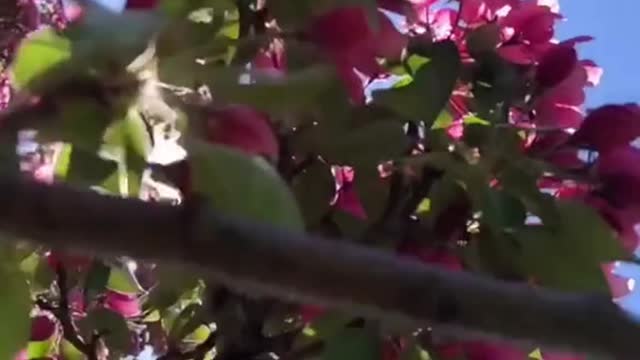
[557,0,639,107]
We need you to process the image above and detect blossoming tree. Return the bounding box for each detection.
[1,0,640,359]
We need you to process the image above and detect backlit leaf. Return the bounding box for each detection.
[373,40,461,127]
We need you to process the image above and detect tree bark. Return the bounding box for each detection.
[0,175,638,359]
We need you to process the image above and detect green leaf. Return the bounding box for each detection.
[27,338,57,359]
[103,108,152,160]
[471,53,523,123]
[61,340,85,360]
[0,254,31,360]
[169,303,205,343]
[84,261,111,303]
[106,265,145,295]
[203,65,338,114]
[80,308,132,353]
[373,40,461,127]
[515,201,627,291]
[323,328,381,360]
[184,324,212,345]
[322,120,409,169]
[19,252,55,293]
[10,28,71,90]
[54,144,119,186]
[292,160,335,226]
[466,23,500,59]
[354,167,391,222]
[99,107,151,196]
[65,3,166,69]
[188,141,304,231]
[159,0,235,18]
[303,311,355,341]
[146,265,201,311]
[426,175,465,224]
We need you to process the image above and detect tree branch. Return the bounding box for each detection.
[0,175,638,359]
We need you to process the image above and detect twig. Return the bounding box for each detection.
[0,175,638,358]
[55,265,98,360]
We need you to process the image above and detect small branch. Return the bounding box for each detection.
[0,175,638,358]
[55,266,98,360]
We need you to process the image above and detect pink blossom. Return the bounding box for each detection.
[580,59,603,87]
[534,57,592,129]
[594,147,640,216]
[570,104,640,152]
[125,0,158,9]
[105,291,142,318]
[306,7,407,103]
[206,105,279,161]
[253,39,286,78]
[602,262,633,300]
[13,350,28,360]
[30,314,58,342]
[536,44,578,88]
[587,197,640,255]
[332,166,367,219]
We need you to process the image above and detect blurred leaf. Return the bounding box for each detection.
[292,160,335,226]
[54,144,118,186]
[189,141,304,231]
[354,167,390,222]
[498,161,558,226]
[19,252,55,292]
[103,108,152,160]
[65,3,166,69]
[156,18,226,58]
[515,201,627,291]
[146,265,201,311]
[159,0,235,18]
[12,6,163,92]
[466,24,500,59]
[169,303,205,343]
[100,107,151,196]
[11,28,71,90]
[184,324,212,345]
[323,121,409,169]
[61,340,85,360]
[426,175,465,224]
[106,265,145,295]
[323,328,381,360]
[80,308,132,353]
[84,261,111,302]
[333,211,368,239]
[471,53,523,122]
[303,311,354,341]
[431,110,454,130]
[0,255,31,360]
[373,40,461,127]
[204,65,338,114]
[27,339,57,359]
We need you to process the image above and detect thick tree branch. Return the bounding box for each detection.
[0,175,638,359]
